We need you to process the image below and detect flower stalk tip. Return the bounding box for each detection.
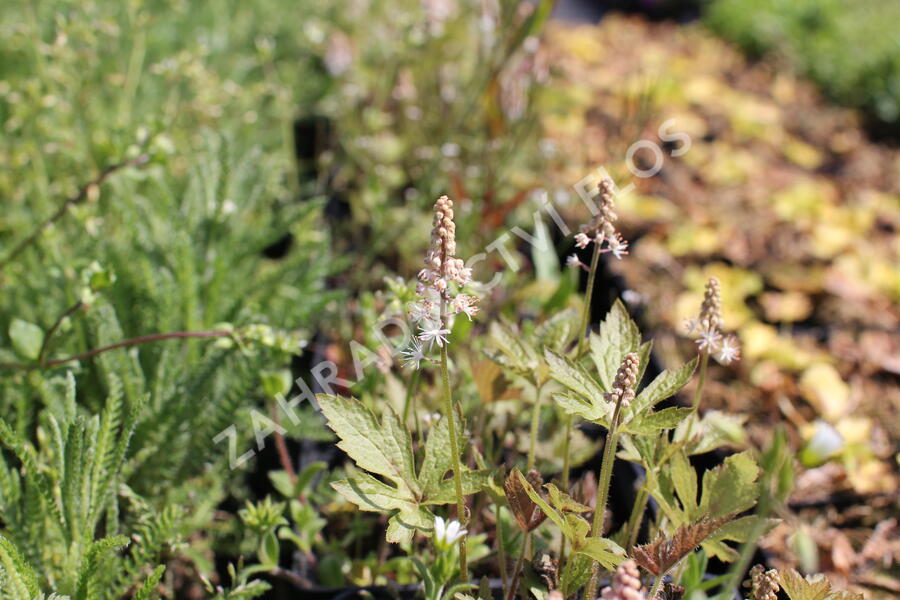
[606,352,640,410]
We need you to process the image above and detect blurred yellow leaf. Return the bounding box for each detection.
[800,363,850,421]
[760,291,813,322]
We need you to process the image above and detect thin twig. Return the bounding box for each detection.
[0,153,151,271]
[505,533,530,600]
[0,330,235,370]
[271,401,297,485]
[269,566,314,589]
[37,300,84,365]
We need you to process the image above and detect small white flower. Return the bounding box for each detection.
[418,327,451,349]
[433,516,467,550]
[421,412,442,426]
[451,294,479,320]
[715,334,741,365]
[804,420,844,463]
[607,234,629,260]
[683,318,699,335]
[566,254,582,269]
[400,339,427,369]
[574,232,592,248]
[408,300,438,327]
[695,328,722,352]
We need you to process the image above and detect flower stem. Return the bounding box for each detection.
[624,485,650,552]
[440,341,467,581]
[526,382,544,471]
[496,503,509,596]
[648,573,664,599]
[577,241,603,359]
[691,350,709,412]
[560,240,603,561]
[402,368,421,437]
[584,397,625,600]
[505,533,530,600]
[685,350,709,440]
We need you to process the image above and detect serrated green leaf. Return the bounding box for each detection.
[425,471,491,504]
[552,391,606,423]
[590,300,642,391]
[535,308,578,351]
[318,394,419,497]
[487,320,539,375]
[626,357,697,423]
[545,483,591,513]
[8,318,44,361]
[545,349,607,422]
[669,449,698,515]
[698,451,760,520]
[777,569,841,600]
[576,537,626,570]
[622,407,693,435]
[331,473,429,544]
[321,395,484,545]
[559,552,593,597]
[419,413,457,494]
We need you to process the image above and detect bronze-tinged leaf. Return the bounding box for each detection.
[633,516,730,576]
[505,468,547,532]
[659,582,686,600]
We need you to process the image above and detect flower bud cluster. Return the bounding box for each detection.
[685,277,741,365]
[747,565,779,600]
[699,277,722,332]
[406,195,478,355]
[605,352,639,409]
[600,559,646,600]
[573,176,629,260]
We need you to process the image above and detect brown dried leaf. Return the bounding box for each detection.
[632,516,730,576]
[505,468,547,532]
[658,582,686,600]
[859,518,900,567]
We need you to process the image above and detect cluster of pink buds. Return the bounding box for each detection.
[605,353,640,410]
[568,176,629,270]
[685,277,741,365]
[747,565,779,600]
[600,559,646,600]
[404,196,478,360]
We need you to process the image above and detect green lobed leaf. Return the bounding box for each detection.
[544,349,607,413]
[622,407,694,435]
[576,537,626,570]
[419,413,458,494]
[487,320,540,375]
[589,300,642,391]
[626,357,698,423]
[669,449,698,516]
[698,451,760,520]
[317,394,419,497]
